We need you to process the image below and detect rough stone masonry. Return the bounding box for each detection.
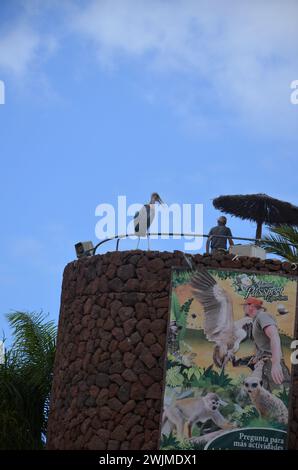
[47,250,298,450]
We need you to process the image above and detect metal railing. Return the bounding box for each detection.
[84,232,296,256]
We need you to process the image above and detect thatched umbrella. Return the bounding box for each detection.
[213,193,298,239]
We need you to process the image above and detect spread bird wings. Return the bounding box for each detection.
[190,270,234,344]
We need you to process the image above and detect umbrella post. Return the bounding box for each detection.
[256,221,263,241]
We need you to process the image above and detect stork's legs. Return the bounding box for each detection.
[135,236,150,250]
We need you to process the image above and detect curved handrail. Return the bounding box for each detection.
[85,232,293,256]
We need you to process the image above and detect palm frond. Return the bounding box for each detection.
[0,311,57,449]
[260,225,298,262]
[6,311,56,394]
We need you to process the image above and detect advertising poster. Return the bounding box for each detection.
[159,268,297,450]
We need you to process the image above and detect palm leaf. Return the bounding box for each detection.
[261,225,298,262]
[0,311,57,449]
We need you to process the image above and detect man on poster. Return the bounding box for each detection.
[240,297,290,390]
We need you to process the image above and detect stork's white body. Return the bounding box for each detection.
[134,193,163,250]
[134,204,156,237]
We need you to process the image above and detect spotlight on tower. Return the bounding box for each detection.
[75,241,94,259]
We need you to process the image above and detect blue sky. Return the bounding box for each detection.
[0,0,297,341]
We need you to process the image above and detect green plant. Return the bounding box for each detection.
[166,357,203,388]
[201,365,233,387]
[172,270,193,287]
[273,387,289,407]
[160,432,180,449]
[260,225,298,262]
[0,311,57,449]
[170,294,193,343]
[166,366,185,387]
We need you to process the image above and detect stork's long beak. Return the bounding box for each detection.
[157,195,164,205]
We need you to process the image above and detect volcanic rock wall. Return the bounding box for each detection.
[47,250,298,450]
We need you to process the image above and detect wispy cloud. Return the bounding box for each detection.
[0,25,41,76]
[0,0,297,135]
[71,0,298,135]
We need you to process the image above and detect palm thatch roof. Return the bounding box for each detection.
[213,193,298,239]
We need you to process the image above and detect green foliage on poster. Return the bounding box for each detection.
[170,293,193,343]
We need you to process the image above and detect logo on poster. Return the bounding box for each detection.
[233,275,288,302]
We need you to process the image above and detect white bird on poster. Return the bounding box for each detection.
[190,269,252,368]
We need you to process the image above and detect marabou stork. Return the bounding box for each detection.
[134,192,164,250]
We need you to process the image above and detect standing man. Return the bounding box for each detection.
[206,216,234,254]
[242,297,290,390]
